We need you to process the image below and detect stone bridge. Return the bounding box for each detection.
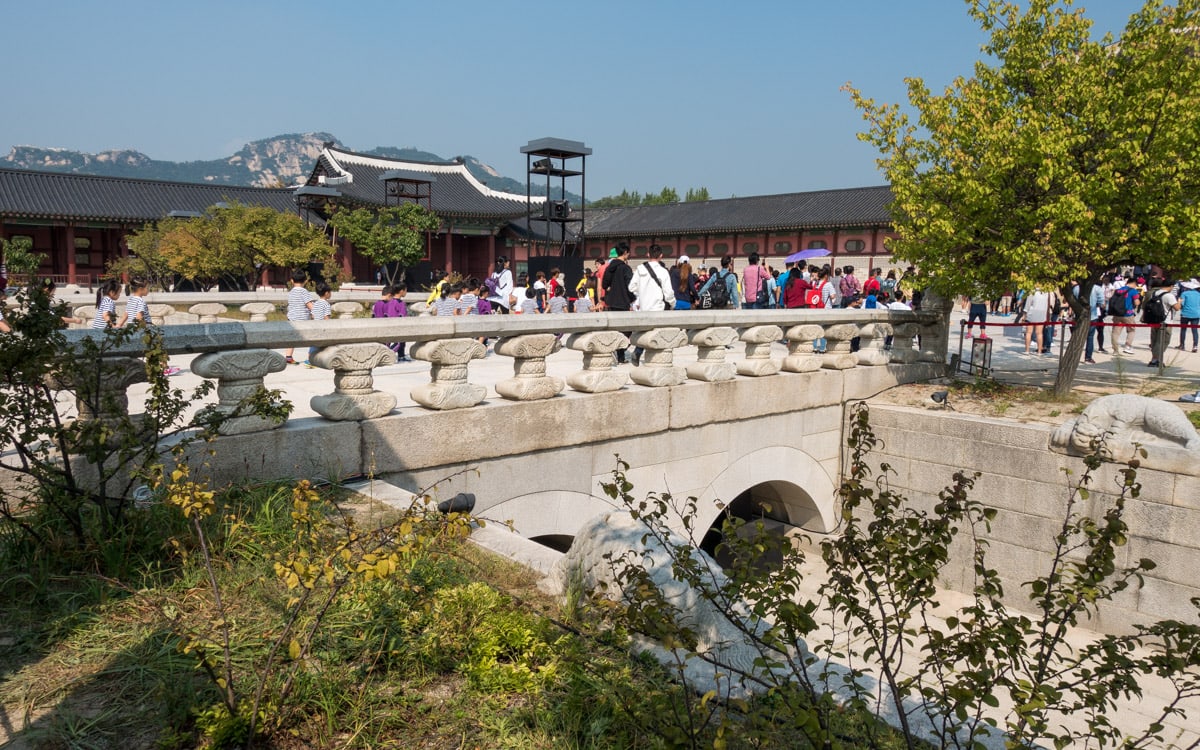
[59,307,949,550]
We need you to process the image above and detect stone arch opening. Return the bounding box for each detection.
[529,534,574,553]
[700,480,818,569]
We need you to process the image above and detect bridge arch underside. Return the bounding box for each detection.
[486,445,836,554]
[691,445,836,537]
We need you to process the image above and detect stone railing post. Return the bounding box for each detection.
[686,326,739,382]
[410,338,486,410]
[890,322,921,363]
[148,303,174,326]
[782,324,825,372]
[189,302,227,324]
[191,349,289,434]
[49,357,146,429]
[857,322,893,366]
[737,325,783,377]
[564,330,629,393]
[331,301,362,319]
[494,334,564,401]
[821,324,860,370]
[630,328,687,387]
[310,343,397,420]
[241,302,276,323]
[919,289,954,364]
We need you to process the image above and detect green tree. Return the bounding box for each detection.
[121,202,335,290]
[684,187,711,202]
[846,0,1200,395]
[327,203,441,287]
[642,187,680,206]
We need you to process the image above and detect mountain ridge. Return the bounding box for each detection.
[1,131,578,201]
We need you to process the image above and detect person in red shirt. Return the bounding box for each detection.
[863,268,882,297]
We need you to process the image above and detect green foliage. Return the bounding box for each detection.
[846,0,1200,394]
[327,203,441,286]
[119,201,336,290]
[1187,410,1200,430]
[591,186,710,208]
[0,276,286,570]
[596,403,1200,748]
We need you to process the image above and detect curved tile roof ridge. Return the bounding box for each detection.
[0,166,295,194]
[322,146,542,204]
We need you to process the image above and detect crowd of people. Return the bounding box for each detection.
[958,267,1200,369]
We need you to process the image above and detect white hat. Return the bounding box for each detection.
[1182,278,1200,290]
[678,255,690,264]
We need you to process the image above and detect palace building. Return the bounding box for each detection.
[1,150,898,288]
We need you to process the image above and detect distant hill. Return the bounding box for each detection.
[1,131,582,202]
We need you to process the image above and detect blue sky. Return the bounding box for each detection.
[1,1,1138,199]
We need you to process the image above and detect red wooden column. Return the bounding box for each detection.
[340,237,352,279]
[444,223,454,273]
[487,227,496,275]
[65,224,77,284]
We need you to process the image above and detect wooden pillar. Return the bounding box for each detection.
[340,237,352,279]
[487,227,496,277]
[444,223,453,273]
[65,224,77,285]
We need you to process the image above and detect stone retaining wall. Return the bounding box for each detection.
[863,404,1200,634]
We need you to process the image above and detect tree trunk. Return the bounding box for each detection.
[1052,281,1093,397]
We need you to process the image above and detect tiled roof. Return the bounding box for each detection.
[309,146,541,220]
[0,168,301,222]
[582,185,894,238]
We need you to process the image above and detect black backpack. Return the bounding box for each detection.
[1142,290,1168,324]
[1107,287,1131,318]
[700,271,731,309]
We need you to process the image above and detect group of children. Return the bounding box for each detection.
[91,278,181,375]
[283,270,334,367]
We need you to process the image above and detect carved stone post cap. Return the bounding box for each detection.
[331,301,363,315]
[784,323,826,341]
[410,338,486,364]
[312,342,397,370]
[188,302,228,316]
[192,349,287,378]
[858,322,894,338]
[240,302,276,316]
[565,330,629,354]
[495,333,562,358]
[823,323,860,340]
[688,326,739,347]
[147,303,175,317]
[630,327,687,349]
[739,325,783,344]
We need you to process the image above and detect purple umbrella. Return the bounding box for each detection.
[784,247,832,264]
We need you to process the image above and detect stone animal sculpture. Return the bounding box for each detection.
[547,510,1008,748]
[1050,394,1200,475]
[548,510,805,701]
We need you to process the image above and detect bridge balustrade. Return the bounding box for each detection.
[59,308,949,434]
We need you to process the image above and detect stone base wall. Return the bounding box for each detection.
[863,405,1200,635]
[181,364,943,541]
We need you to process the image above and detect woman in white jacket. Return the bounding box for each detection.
[627,245,675,365]
[629,245,676,312]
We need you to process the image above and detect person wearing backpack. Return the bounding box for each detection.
[485,256,515,314]
[742,252,770,309]
[1109,277,1142,355]
[1144,275,1180,367]
[697,255,740,310]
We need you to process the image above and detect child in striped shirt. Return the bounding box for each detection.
[305,283,332,368]
[433,283,462,317]
[92,279,122,329]
[285,270,314,365]
[547,285,568,314]
[458,279,480,315]
[118,279,149,327]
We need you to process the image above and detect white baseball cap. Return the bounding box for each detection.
[679,255,690,264]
